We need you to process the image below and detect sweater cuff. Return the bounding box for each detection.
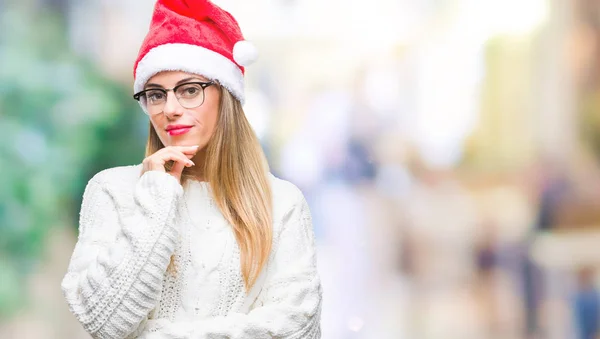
[138,170,183,197]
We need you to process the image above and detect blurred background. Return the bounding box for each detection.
[3,0,600,338]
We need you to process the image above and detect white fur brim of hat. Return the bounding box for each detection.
[134,43,247,104]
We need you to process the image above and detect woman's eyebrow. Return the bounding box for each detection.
[144,77,206,90]
[144,83,164,89]
[176,77,205,85]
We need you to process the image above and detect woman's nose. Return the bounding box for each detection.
[162,91,184,118]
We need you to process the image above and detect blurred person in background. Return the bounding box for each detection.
[573,267,600,339]
[474,222,501,336]
[59,0,322,338]
[523,160,570,338]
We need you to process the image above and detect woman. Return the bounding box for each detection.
[60,0,322,338]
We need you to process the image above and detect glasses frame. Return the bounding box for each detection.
[133,81,214,114]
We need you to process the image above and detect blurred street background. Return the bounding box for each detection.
[3,0,600,338]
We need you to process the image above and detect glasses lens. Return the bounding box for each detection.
[176,83,205,108]
[143,89,167,115]
[146,90,167,105]
[137,94,148,114]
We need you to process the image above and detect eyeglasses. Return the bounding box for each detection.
[133,81,214,115]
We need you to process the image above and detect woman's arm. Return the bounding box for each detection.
[139,192,322,339]
[61,169,184,339]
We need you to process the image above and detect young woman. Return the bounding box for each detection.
[61,1,322,338]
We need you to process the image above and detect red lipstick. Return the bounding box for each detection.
[166,124,193,136]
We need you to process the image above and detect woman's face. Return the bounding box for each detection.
[145,71,221,150]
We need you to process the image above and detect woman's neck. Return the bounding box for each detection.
[185,148,207,182]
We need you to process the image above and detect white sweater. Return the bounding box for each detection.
[61,165,322,339]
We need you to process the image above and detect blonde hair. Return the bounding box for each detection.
[145,87,273,292]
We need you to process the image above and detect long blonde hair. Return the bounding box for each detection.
[145,87,273,292]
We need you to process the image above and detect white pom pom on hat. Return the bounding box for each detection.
[233,40,258,67]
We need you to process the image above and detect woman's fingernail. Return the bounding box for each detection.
[188,160,195,166]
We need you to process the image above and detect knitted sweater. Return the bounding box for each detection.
[61,165,322,339]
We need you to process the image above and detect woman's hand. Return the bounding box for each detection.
[141,145,199,183]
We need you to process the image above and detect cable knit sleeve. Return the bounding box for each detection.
[61,169,184,339]
[139,191,322,339]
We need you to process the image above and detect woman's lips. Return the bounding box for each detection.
[167,126,192,136]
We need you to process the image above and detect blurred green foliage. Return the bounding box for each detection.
[0,5,147,317]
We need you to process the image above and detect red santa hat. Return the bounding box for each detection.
[133,0,258,104]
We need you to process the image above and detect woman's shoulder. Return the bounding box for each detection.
[268,173,307,217]
[89,164,143,188]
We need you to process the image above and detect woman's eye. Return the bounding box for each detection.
[148,92,165,102]
[180,85,200,97]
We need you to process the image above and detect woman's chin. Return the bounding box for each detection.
[160,132,203,148]
[166,137,194,146]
